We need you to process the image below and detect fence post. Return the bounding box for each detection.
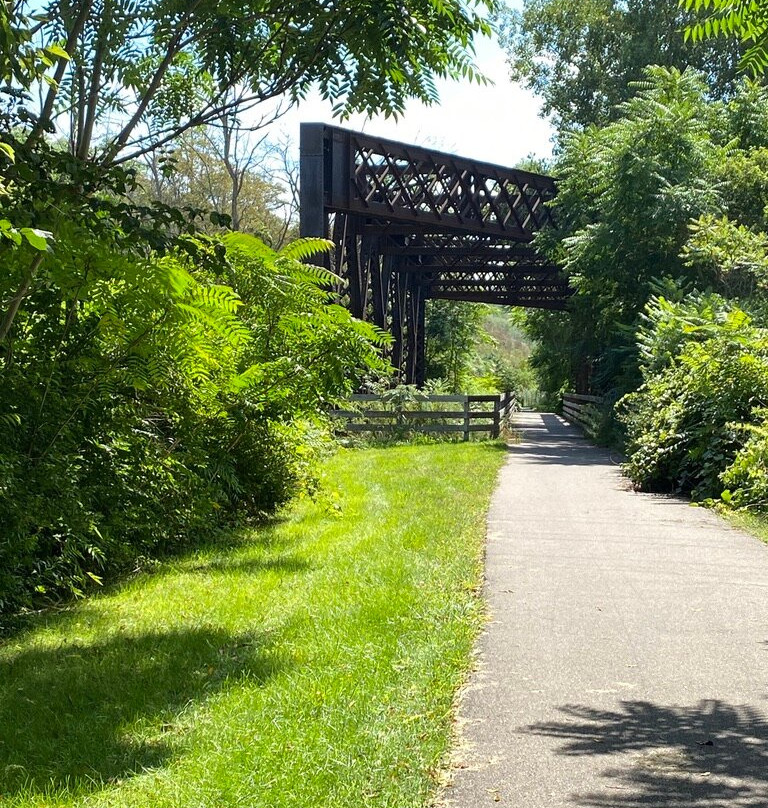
[492,395,501,439]
[506,390,516,421]
[463,395,470,442]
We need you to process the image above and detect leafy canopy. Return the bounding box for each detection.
[9,0,494,165]
[529,68,725,393]
[499,0,742,130]
[524,69,768,399]
[684,0,768,76]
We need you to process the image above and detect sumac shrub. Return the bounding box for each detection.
[720,416,768,510]
[618,296,768,498]
[0,232,388,615]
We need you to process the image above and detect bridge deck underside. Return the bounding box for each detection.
[300,124,572,384]
[373,231,570,309]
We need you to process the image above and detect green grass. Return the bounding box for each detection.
[722,508,768,545]
[0,442,506,808]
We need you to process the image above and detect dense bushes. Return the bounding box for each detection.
[0,226,387,613]
[721,418,768,510]
[1,0,499,617]
[516,67,768,512]
[619,296,768,499]
[525,70,768,399]
[0,14,396,615]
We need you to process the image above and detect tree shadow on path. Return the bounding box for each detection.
[507,413,621,467]
[526,699,768,806]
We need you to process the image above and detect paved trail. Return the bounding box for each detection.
[441,412,768,808]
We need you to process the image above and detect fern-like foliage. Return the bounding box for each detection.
[220,230,390,413]
[0,218,391,613]
[683,0,768,75]
[278,237,334,263]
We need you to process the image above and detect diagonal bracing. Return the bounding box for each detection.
[300,124,571,384]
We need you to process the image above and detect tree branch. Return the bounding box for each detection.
[111,97,290,166]
[0,253,46,344]
[27,0,93,146]
[99,0,206,166]
[77,0,111,159]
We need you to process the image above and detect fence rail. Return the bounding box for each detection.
[561,393,603,433]
[330,392,518,440]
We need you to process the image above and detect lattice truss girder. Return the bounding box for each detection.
[379,232,569,303]
[300,124,572,384]
[349,139,556,239]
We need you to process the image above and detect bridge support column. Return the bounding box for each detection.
[369,244,390,332]
[415,292,426,387]
[404,276,426,387]
[344,218,367,320]
[299,123,326,240]
[391,271,406,381]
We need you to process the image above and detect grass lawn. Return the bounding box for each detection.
[0,442,506,808]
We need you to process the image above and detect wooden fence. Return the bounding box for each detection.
[561,393,603,434]
[330,392,518,440]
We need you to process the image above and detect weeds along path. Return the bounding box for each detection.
[441,411,768,808]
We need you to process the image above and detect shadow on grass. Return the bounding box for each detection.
[525,699,768,806]
[179,554,311,576]
[0,518,309,640]
[0,624,284,797]
[480,440,511,452]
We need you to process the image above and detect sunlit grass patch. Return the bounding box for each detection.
[0,442,506,808]
[721,508,768,546]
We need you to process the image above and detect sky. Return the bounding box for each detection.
[265,31,554,170]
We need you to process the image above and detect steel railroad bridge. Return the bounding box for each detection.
[299,123,570,385]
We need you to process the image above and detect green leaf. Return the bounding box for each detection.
[44,43,70,60]
[0,219,22,245]
[20,227,51,251]
[279,238,333,262]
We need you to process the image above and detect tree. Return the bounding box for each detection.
[524,68,768,400]
[498,0,743,130]
[425,300,488,392]
[684,0,768,76]
[1,0,495,347]
[139,123,297,247]
[526,68,727,396]
[2,0,478,611]
[12,0,493,166]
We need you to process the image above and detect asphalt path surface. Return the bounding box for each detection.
[439,412,768,808]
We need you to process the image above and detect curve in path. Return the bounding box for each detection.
[440,411,768,808]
